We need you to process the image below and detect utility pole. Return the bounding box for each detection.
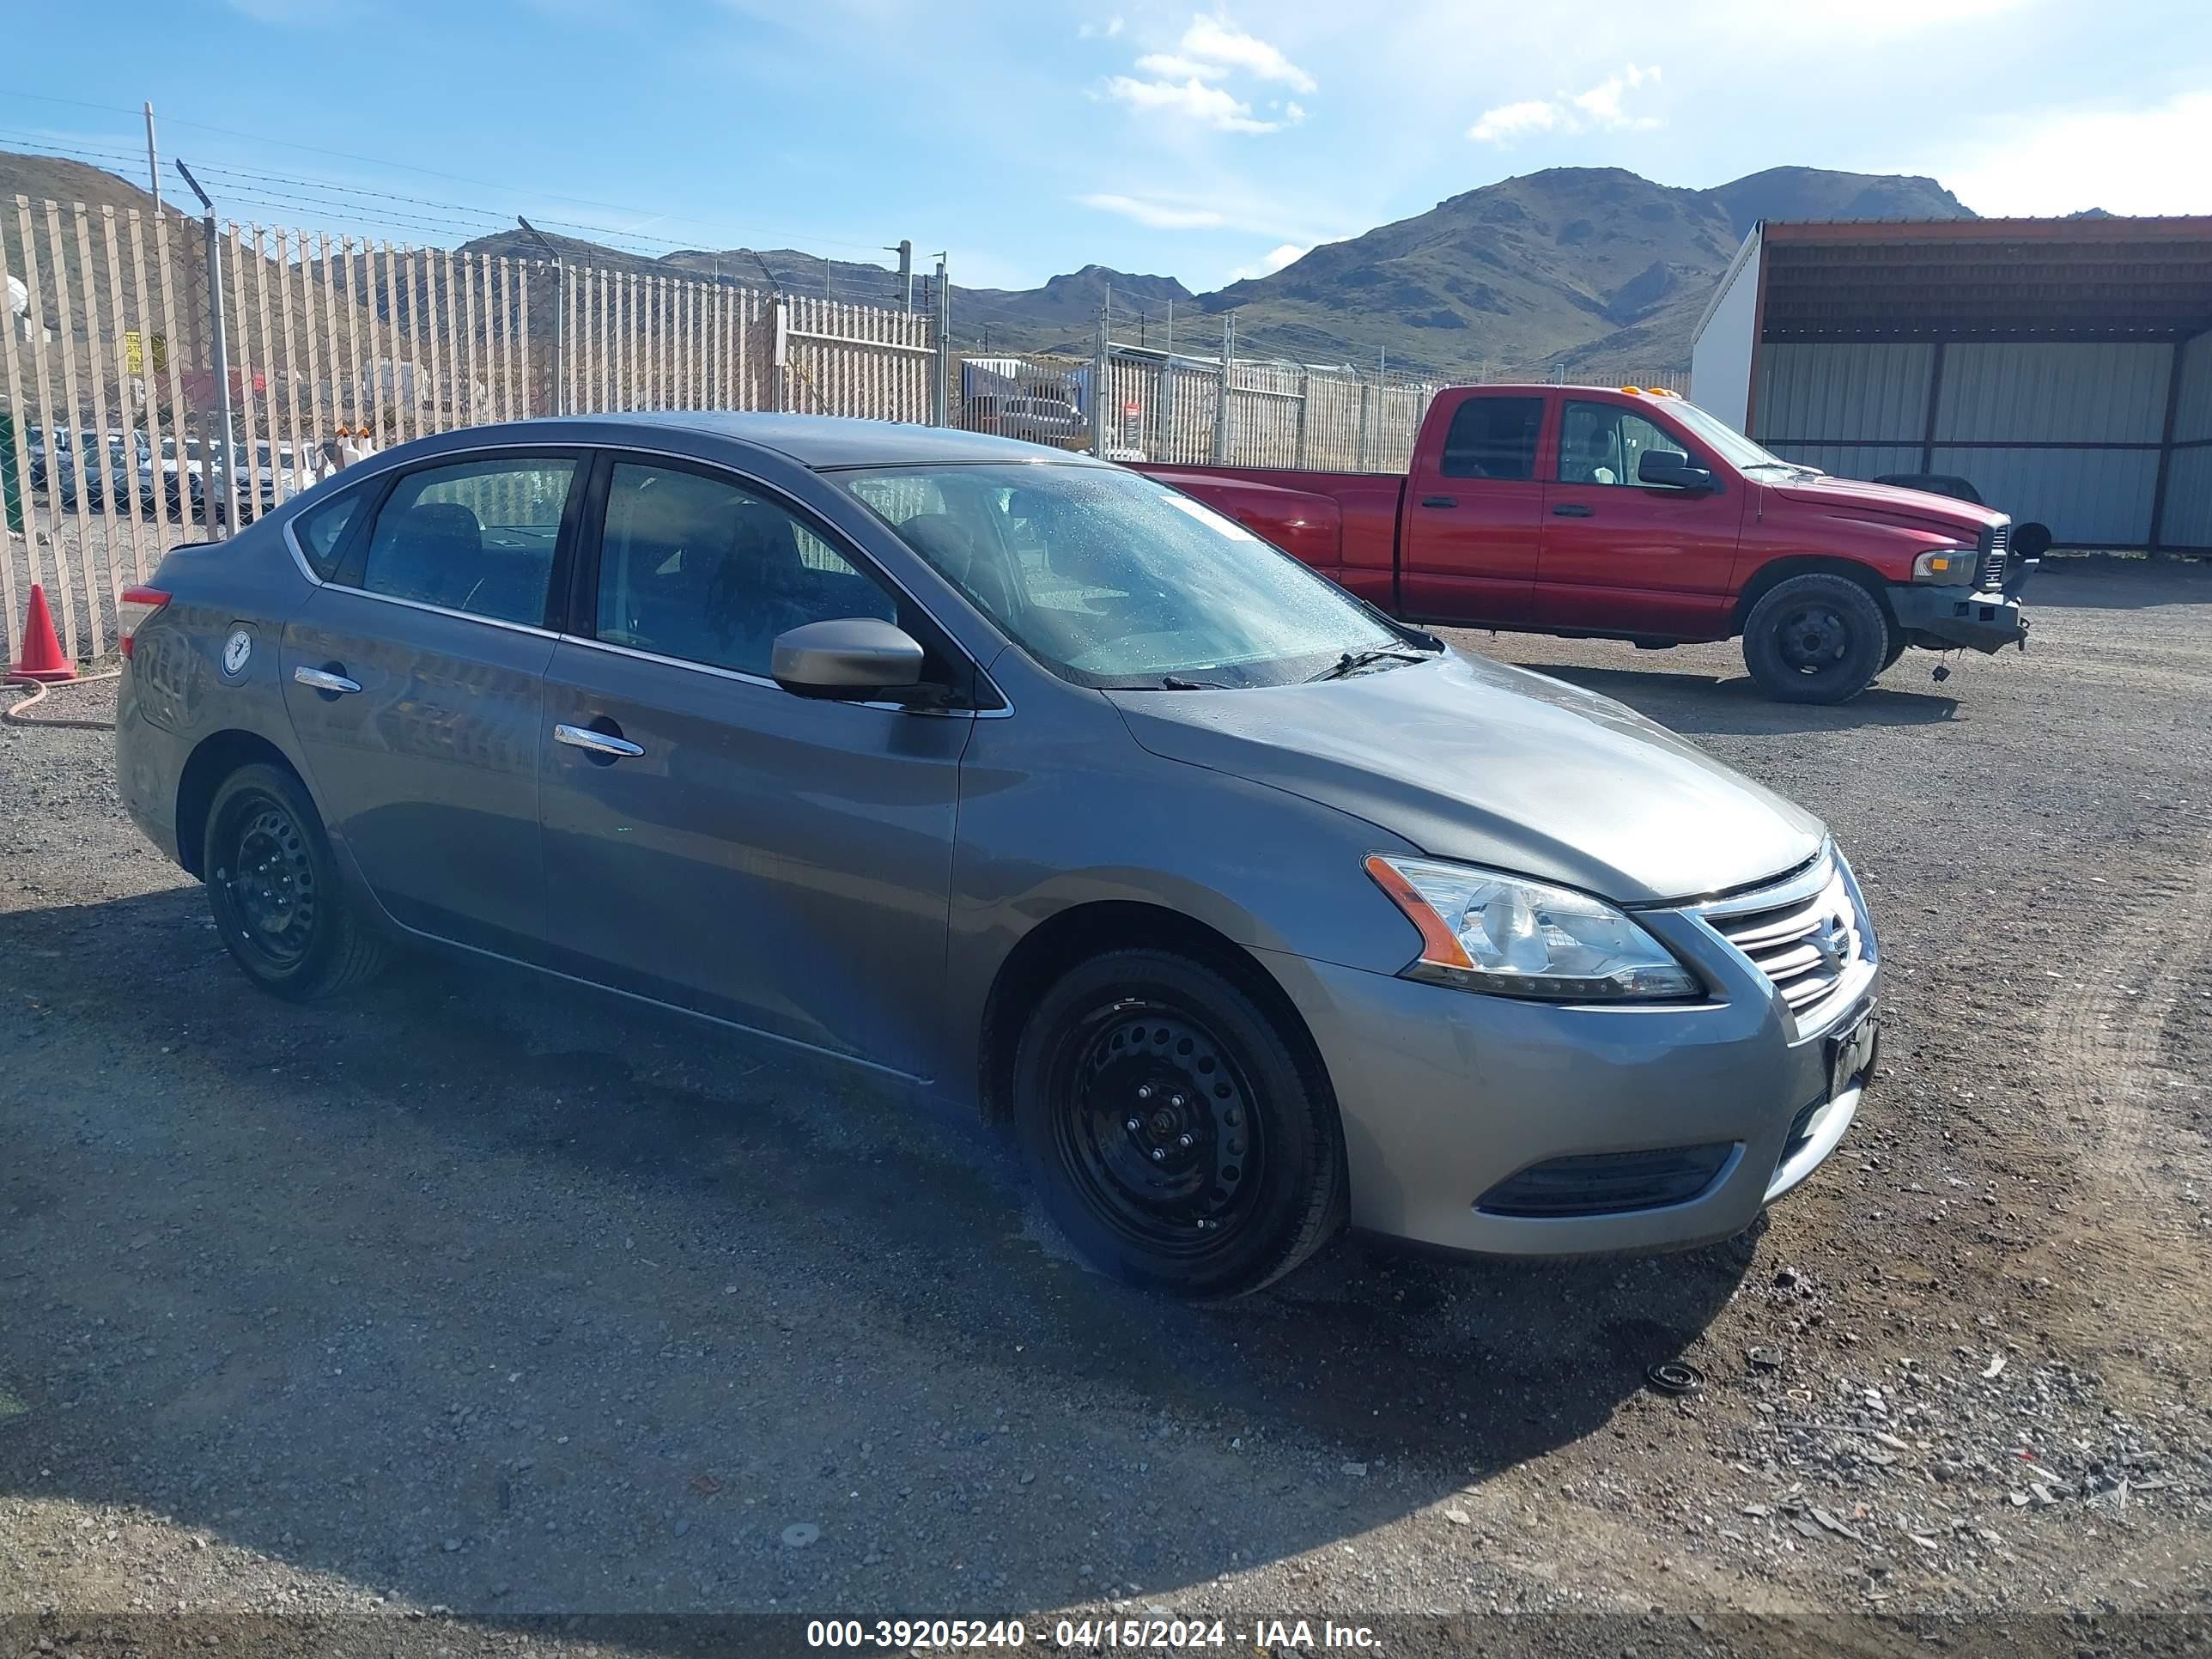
[518,217,562,416]
[931,252,950,427]
[888,240,913,314]
[143,103,160,212]
[174,161,235,531]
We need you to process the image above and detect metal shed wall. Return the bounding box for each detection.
[1750,340,2174,547]
[2165,329,2212,549]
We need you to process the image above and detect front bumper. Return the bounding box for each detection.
[1889,583,2028,653]
[1256,902,1879,1258]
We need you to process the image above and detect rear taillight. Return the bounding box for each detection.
[118,586,170,659]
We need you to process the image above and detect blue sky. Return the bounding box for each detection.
[4,0,2207,299]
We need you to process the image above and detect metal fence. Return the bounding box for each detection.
[945,319,1440,474]
[3,185,1685,669]
[1,193,945,665]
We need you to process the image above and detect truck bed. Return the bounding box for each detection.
[1133,462,1406,611]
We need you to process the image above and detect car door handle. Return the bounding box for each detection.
[1419,495,1456,508]
[1552,503,1596,517]
[292,665,362,694]
[554,722,644,758]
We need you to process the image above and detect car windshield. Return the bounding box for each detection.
[1659,398,1807,474]
[837,463,1411,690]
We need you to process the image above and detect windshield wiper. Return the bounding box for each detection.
[1306,647,1432,684]
[1158,674,1229,690]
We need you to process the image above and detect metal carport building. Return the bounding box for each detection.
[1689,216,2212,553]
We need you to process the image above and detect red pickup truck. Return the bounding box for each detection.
[1138,384,2032,704]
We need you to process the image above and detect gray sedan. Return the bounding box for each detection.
[115,414,1880,1298]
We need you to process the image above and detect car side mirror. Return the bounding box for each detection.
[770,617,926,699]
[1638,450,1715,492]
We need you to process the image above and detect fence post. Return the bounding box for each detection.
[176,162,236,534]
[517,221,563,416]
[1091,314,1109,457]
[931,256,950,427]
[1211,313,1235,464]
[1294,367,1310,468]
[772,298,789,414]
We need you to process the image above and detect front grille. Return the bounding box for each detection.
[1698,857,1868,1029]
[1978,520,2010,592]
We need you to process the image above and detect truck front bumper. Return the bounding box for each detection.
[1889,583,2029,653]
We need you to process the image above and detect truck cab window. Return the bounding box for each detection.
[1559,402,1687,487]
[1438,397,1542,481]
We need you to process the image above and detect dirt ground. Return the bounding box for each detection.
[2,558,2208,1656]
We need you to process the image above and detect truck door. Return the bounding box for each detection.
[1534,397,1746,638]
[1396,390,1547,626]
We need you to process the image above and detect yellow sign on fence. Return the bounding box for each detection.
[123,331,168,374]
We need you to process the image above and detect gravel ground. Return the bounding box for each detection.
[3,558,2209,1656]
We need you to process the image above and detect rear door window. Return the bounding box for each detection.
[356,456,578,626]
[1438,396,1544,481]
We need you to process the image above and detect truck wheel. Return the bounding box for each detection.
[204,763,389,1000]
[1012,949,1344,1299]
[1879,618,1909,674]
[1741,574,1888,704]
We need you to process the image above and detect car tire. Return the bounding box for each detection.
[204,763,388,1000]
[1012,948,1344,1299]
[1741,574,1889,704]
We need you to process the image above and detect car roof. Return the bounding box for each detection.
[556,410,1111,471]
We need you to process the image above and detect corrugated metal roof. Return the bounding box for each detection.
[1756,217,2212,340]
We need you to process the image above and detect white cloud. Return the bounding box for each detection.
[1098,13,1315,136]
[1468,63,1662,145]
[1937,91,2212,216]
[1468,100,1561,144]
[1078,192,1229,230]
[1103,74,1280,132]
[1226,241,1310,281]
[1571,63,1661,127]
[1176,15,1317,93]
[1077,14,1124,38]
[1133,52,1217,78]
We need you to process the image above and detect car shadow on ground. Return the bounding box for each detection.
[0,886,1754,1620]
[1507,659,1960,737]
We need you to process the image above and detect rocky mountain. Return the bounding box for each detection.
[3,149,1977,381]
[1196,166,1974,378]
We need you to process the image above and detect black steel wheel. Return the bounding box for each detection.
[204,763,388,1000]
[1013,949,1343,1298]
[1741,573,1887,704]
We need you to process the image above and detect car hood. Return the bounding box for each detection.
[1105,650,1825,905]
[1769,472,2003,535]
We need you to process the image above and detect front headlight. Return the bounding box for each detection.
[1364,854,1701,1002]
[1912,547,1978,582]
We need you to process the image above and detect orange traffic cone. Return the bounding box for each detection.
[11,585,76,683]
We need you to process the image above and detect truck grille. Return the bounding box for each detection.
[1696,855,1869,1030]
[1979,521,2010,592]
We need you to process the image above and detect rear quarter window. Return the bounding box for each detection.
[291,484,368,580]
